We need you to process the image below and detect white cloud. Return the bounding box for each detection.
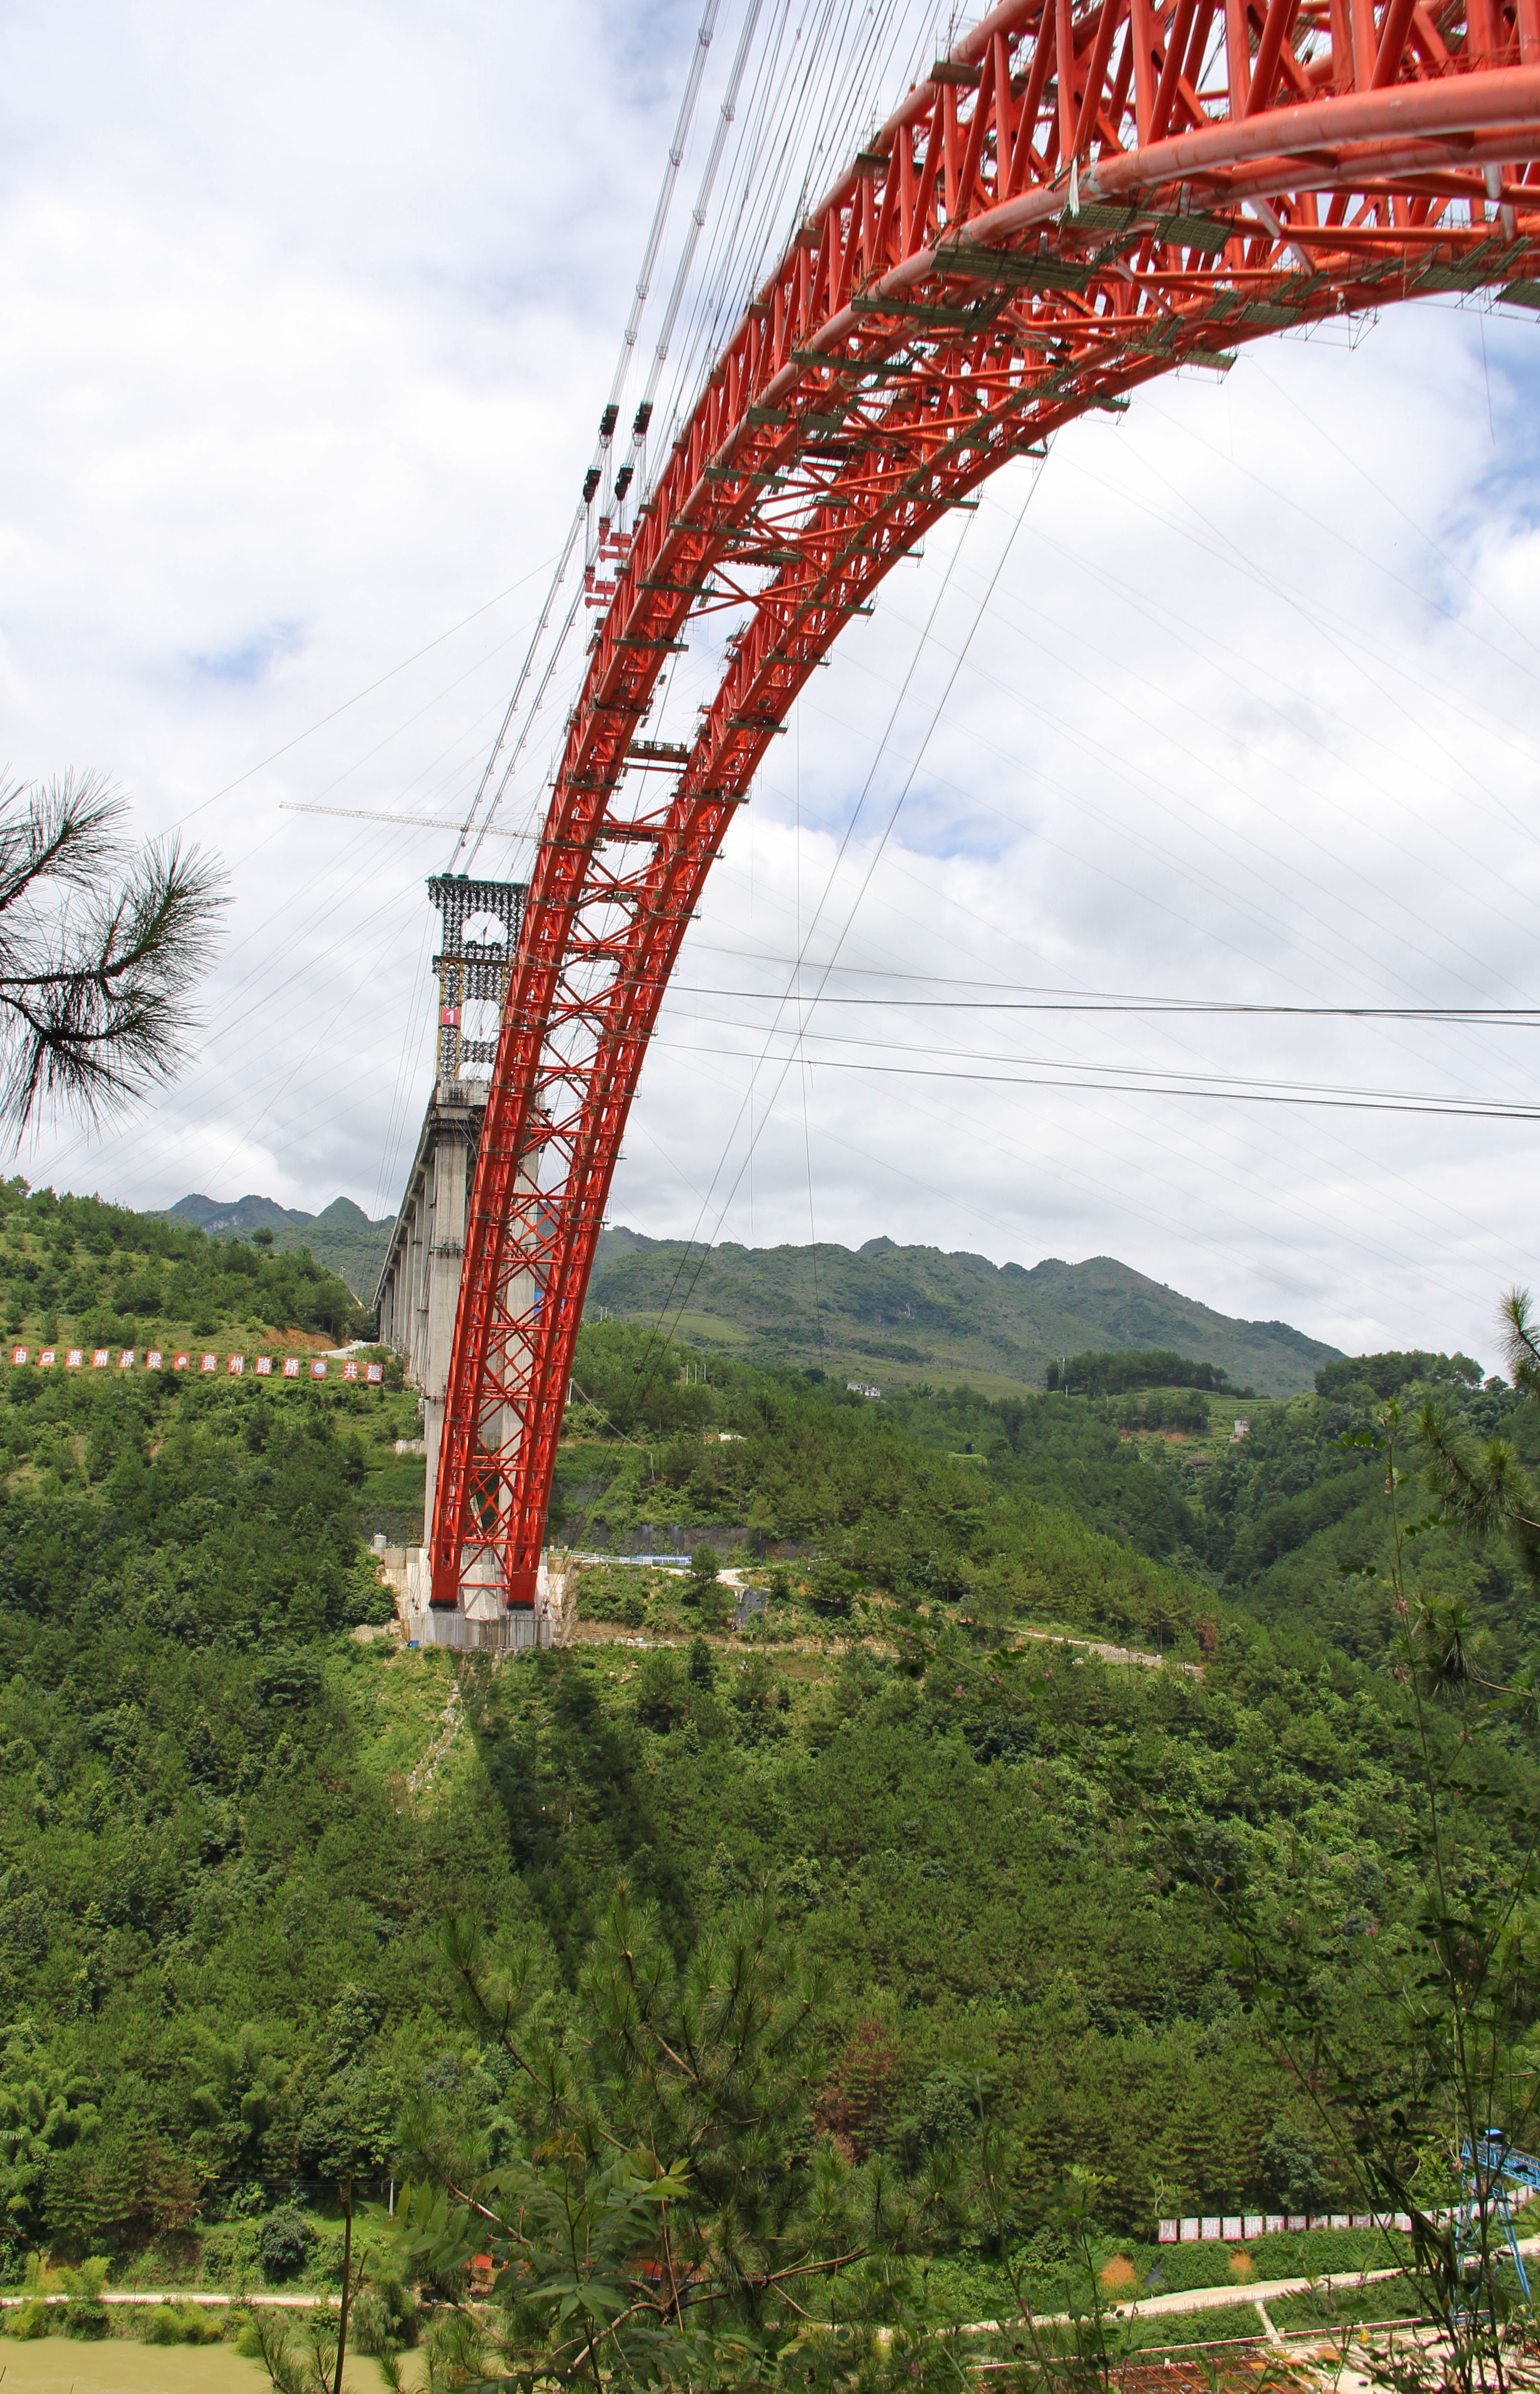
[4,0,1539,1367]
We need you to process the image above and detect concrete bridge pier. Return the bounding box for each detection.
[376,1078,552,1653]
[376,872,553,1651]
[375,1078,484,1534]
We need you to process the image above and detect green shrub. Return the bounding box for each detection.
[196,2217,262,2289]
[1270,2279,1424,2331]
[258,2204,311,2279]
[807,1556,860,1615]
[140,2299,227,2344]
[9,2297,52,2338]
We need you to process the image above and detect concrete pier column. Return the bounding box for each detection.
[374,870,536,1643]
[375,1080,488,1556]
[421,1121,469,1532]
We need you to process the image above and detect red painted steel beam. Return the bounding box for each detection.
[429,0,1540,1612]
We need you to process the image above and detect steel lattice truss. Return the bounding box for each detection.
[429,0,1540,1608]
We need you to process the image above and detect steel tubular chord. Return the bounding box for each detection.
[429,0,1540,1611]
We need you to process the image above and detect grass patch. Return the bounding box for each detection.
[337,1643,461,1793]
[1133,2304,1266,2348]
[358,1459,430,1506]
[1271,2280,1424,2332]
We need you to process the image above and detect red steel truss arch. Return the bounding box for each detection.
[429,0,1540,1609]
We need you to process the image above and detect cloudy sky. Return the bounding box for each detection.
[3,0,1540,1368]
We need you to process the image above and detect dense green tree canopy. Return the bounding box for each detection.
[0,1197,1535,2394]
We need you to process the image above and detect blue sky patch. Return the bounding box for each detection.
[189,622,305,685]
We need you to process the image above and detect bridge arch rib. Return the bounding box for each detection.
[429,0,1540,1609]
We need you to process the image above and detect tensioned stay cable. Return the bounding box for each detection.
[653,0,925,475]
[623,461,1050,1402]
[450,0,727,869]
[90,560,562,1194]
[463,6,927,870]
[672,0,934,445]
[613,513,989,1394]
[464,0,782,871]
[604,0,769,530]
[162,553,558,836]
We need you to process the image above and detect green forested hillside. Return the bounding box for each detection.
[0,1176,370,1352]
[0,1360,507,2261]
[159,1193,393,1306]
[0,1180,1533,2387]
[0,1328,1511,2267]
[556,1320,1529,1675]
[586,1226,1339,1396]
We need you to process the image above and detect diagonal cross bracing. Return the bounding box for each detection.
[430,0,1540,1608]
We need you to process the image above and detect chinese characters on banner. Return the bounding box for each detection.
[7,1347,382,1382]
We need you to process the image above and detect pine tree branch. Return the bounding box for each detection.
[0,772,225,1137]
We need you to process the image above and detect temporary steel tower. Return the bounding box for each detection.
[428,875,525,1087]
[428,0,1540,1612]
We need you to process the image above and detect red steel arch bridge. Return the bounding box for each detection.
[424,0,1540,1613]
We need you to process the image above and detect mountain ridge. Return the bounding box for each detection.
[147,1198,1341,1393]
[588,1226,1340,1396]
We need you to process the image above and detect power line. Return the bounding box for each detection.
[666,978,1540,1022]
[647,1033,1540,1122]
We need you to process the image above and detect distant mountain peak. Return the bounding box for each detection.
[165,1192,314,1232]
[312,1197,376,1230]
[155,1192,393,1304]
